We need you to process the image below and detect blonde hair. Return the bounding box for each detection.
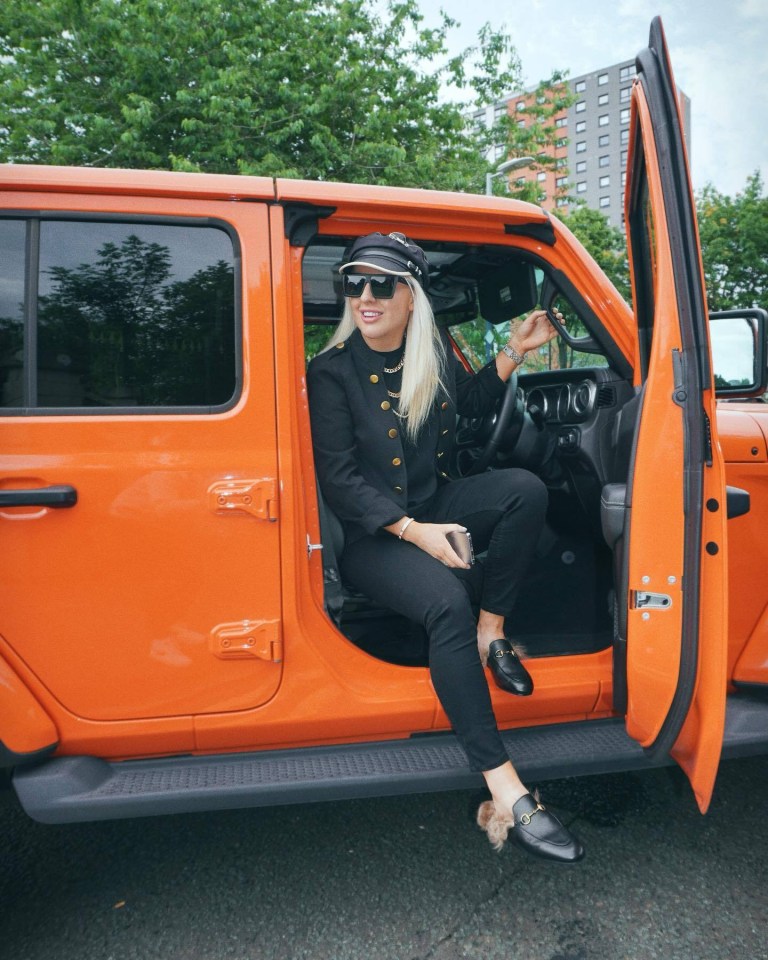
[322,278,446,441]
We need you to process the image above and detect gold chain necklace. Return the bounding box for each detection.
[383,355,405,374]
[387,389,401,399]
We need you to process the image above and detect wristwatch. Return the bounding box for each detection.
[502,342,527,366]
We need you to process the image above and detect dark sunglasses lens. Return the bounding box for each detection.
[342,274,399,298]
[368,275,397,298]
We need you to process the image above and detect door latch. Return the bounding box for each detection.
[631,591,673,610]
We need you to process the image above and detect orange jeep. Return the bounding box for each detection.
[2,19,767,824]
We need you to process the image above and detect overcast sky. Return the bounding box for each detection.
[416,0,766,196]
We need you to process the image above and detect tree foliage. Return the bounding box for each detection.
[0,0,565,193]
[696,172,768,311]
[558,205,631,303]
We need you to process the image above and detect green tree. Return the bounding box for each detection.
[696,172,768,311]
[0,0,564,193]
[558,205,631,303]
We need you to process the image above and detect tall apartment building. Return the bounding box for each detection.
[473,58,691,229]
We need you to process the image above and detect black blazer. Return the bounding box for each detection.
[307,328,505,542]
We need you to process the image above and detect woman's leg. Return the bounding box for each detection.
[340,534,509,772]
[424,469,549,658]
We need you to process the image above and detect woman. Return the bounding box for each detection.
[308,231,584,863]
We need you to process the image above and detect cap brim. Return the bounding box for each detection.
[339,257,412,277]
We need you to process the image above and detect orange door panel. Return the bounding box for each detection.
[0,197,283,722]
[623,19,728,811]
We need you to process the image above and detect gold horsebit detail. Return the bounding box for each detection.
[518,802,546,826]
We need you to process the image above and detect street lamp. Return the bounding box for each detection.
[485,156,535,195]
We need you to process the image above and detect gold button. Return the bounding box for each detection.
[442,429,449,436]
[394,485,403,493]
[369,374,379,384]
[381,401,391,411]
[388,428,398,439]
[392,457,402,466]
[336,342,345,349]
[441,401,448,410]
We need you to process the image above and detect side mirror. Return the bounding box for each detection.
[710,309,768,398]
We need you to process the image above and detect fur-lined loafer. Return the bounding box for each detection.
[486,639,533,696]
[477,793,585,863]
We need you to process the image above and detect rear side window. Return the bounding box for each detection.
[0,218,239,411]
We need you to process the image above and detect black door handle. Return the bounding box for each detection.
[0,485,78,508]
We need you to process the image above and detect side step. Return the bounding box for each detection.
[13,695,768,824]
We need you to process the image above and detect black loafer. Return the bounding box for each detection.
[511,793,584,863]
[487,639,533,696]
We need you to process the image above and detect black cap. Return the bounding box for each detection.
[340,232,430,291]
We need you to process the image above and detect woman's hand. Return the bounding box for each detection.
[510,308,564,354]
[403,521,471,569]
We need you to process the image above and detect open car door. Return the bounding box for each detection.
[622,18,728,812]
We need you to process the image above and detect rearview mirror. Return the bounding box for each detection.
[710,309,768,398]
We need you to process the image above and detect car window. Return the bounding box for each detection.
[0,217,239,411]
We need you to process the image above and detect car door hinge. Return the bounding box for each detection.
[210,619,282,662]
[631,591,673,610]
[209,479,279,521]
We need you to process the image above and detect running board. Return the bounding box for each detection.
[13,695,768,824]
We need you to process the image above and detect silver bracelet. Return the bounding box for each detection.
[502,342,527,366]
[398,517,415,540]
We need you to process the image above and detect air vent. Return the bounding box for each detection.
[597,386,616,408]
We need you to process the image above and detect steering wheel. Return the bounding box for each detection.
[454,371,527,476]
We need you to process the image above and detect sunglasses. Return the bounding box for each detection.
[341,273,407,299]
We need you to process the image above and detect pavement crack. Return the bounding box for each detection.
[411,862,510,960]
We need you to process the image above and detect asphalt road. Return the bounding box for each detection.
[2,756,767,960]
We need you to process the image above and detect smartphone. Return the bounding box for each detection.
[446,529,475,566]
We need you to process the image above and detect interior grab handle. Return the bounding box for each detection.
[0,485,78,508]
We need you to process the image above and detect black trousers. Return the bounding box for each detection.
[339,469,548,772]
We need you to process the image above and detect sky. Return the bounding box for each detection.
[415,0,767,196]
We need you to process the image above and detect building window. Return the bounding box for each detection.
[620,108,630,124]
[494,105,506,119]
[599,175,610,187]
[575,80,586,93]
[556,137,567,148]
[599,196,610,208]
[620,64,637,82]
[494,144,505,159]
[537,172,547,181]
[576,181,587,193]
[555,116,567,127]
[536,94,547,105]
[575,141,586,153]
[516,100,526,111]
[575,160,587,173]
[598,73,609,85]
[620,86,631,102]
[555,157,567,169]
[620,128,630,144]
[621,150,628,166]
[598,93,609,106]
[598,114,609,127]
[556,176,567,187]
[599,155,610,167]
[575,100,586,113]
[518,119,526,128]
[538,192,547,202]
[621,171,627,186]
[598,134,609,147]
[575,120,586,133]
[556,197,568,207]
